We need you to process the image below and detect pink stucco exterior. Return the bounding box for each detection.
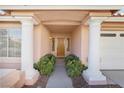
[81,26,89,64]
[71,25,89,64]
[34,23,51,62]
[71,26,81,59]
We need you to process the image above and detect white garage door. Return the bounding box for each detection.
[100,31,124,69]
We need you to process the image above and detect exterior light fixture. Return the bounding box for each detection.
[49,36,52,40]
[113,7,124,16]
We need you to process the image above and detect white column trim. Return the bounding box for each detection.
[83,18,107,85]
[21,19,34,78]
[21,19,38,85]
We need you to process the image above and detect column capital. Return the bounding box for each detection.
[0,16,40,25]
[14,16,40,25]
[19,17,35,25]
[20,18,34,25]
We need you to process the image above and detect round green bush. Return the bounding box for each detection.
[64,54,87,78]
[33,54,56,76]
[44,54,56,65]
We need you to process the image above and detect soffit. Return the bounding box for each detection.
[34,10,88,22]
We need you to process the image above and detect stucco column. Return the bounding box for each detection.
[21,19,38,85]
[83,18,106,85]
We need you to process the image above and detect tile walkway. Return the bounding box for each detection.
[46,59,73,88]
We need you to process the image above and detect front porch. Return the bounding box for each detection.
[0,9,124,87]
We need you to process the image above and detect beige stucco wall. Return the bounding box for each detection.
[71,25,88,65]
[81,26,88,64]
[71,26,81,58]
[51,33,71,37]
[34,23,51,62]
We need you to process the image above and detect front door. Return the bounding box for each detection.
[57,38,65,57]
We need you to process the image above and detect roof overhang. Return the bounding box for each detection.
[0,16,40,25]
[0,5,124,10]
[84,16,124,25]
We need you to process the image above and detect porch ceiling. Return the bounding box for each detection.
[45,25,78,33]
[35,10,88,33]
[34,10,88,22]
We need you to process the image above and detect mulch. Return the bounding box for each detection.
[72,75,121,88]
[72,75,88,88]
[22,75,49,88]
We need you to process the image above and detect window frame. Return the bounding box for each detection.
[52,38,55,51]
[0,27,21,58]
[67,38,70,51]
[120,33,124,37]
[0,29,8,57]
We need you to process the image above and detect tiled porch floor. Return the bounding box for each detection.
[46,59,73,88]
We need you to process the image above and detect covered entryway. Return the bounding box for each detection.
[37,10,88,58]
[1,7,124,86]
[100,31,124,69]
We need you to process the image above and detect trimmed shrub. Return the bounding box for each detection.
[65,54,87,78]
[43,54,56,65]
[33,54,56,76]
[64,54,79,65]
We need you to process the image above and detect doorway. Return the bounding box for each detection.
[57,38,65,57]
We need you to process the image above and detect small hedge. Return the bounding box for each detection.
[33,54,56,76]
[64,54,87,78]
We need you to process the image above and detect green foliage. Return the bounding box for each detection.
[33,54,56,76]
[64,54,79,65]
[43,54,56,65]
[65,54,87,78]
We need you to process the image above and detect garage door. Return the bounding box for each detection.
[100,31,124,69]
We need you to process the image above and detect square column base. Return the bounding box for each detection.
[83,70,107,85]
[25,72,39,85]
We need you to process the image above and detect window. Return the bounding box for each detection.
[100,33,116,37]
[120,33,124,37]
[52,38,55,51]
[67,38,70,51]
[0,28,21,57]
[0,29,7,57]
